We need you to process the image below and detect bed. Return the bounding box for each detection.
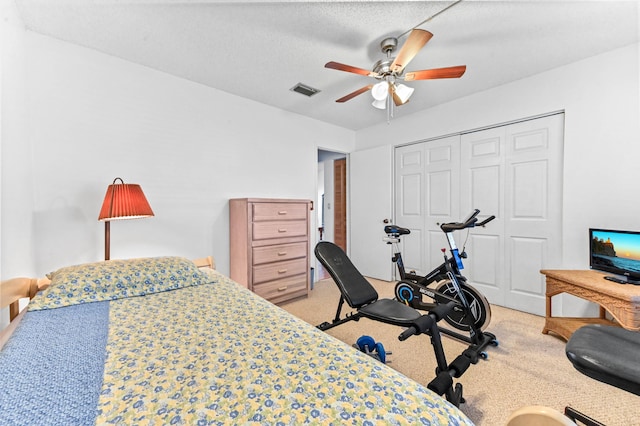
[0,256,473,425]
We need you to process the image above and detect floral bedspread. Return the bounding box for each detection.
[0,268,473,425]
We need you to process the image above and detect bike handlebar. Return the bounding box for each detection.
[440,209,478,232]
[476,215,496,227]
[440,210,495,232]
[440,217,477,232]
[462,208,481,224]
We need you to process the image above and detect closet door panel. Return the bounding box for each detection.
[424,136,460,270]
[395,144,426,275]
[466,166,503,302]
[509,236,546,295]
[511,160,548,218]
[400,173,422,215]
[461,127,506,305]
[427,170,453,216]
[470,166,501,217]
[466,233,501,289]
[504,114,564,315]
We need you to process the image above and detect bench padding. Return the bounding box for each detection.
[566,324,640,396]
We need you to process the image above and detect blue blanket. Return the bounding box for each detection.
[0,302,109,425]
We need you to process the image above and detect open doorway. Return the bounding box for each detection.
[317,149,347,280]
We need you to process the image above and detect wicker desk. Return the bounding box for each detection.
[541,269,640,341]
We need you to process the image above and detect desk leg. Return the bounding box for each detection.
[542,289,553,335]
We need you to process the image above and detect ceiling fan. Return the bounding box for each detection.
[325,29,466,113]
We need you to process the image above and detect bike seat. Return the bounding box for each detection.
[384,225,411,236]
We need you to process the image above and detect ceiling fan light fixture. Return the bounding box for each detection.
[394,83,414,103]
[371,98,387,110]
[371,81,388,101]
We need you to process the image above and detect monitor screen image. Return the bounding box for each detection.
[590,228,640,284]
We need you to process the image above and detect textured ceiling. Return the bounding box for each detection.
[15,0,640,130]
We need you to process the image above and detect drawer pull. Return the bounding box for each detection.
[277,286,288,292]
[278,211,288,215]
[278,228,287,233]
[277,252,287,256]
[278,269,288,274]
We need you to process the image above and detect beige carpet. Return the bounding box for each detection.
[281,278,638,426]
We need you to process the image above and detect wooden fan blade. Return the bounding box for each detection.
[404,65,467,81]
[325,61,378,77]
[390,29,433,74]
[335,85,373,103]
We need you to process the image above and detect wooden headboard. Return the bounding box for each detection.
[0,256,215,350]
[1,277,50,321]
[193,256,215,270]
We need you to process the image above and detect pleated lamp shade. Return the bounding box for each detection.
[98,177,153,260]
[98,178,154,221]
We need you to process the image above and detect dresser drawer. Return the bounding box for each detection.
[252,220,307,240]
[252,202,308,221]
[253,242,307,265]
[253,258,307,284]
[252,275,308,304]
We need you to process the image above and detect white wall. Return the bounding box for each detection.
[1,0,31,279]
[0,26,355,283]
[0,0,31,329]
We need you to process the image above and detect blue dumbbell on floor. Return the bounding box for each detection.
[354,335,391,363]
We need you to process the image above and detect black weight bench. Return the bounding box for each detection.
[564,324,640,425]
[566,324,640,396]
[314,241,479,407]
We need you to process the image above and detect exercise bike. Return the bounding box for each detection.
[384,209,498,358]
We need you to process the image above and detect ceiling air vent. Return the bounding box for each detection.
[290,83,321,97]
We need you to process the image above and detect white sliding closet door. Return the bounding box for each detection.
[396,113,564,315]
[504,115,564,313]
[424,136,461,270]
[459,126,507,306]
[395,136,460,277]
[460,114,564,315]
[395,143,426,275]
